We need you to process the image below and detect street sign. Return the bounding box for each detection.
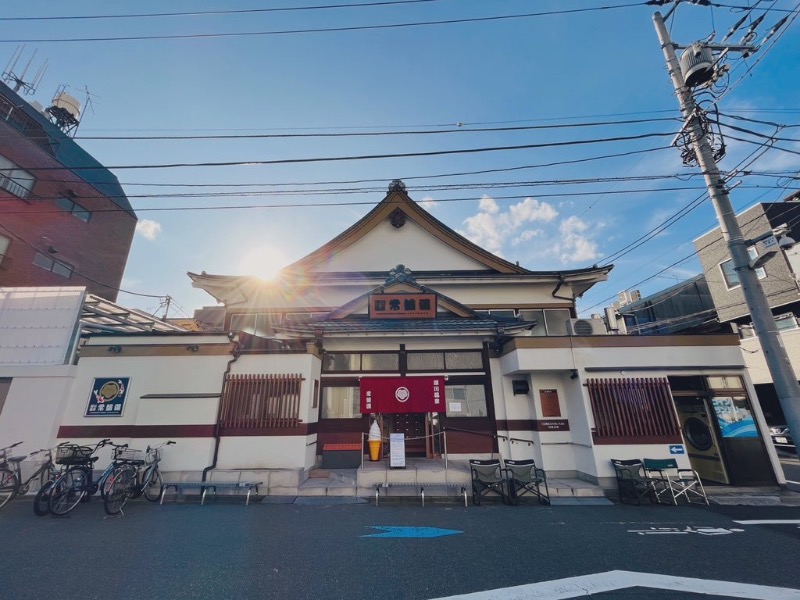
[669,444,685,455]
[362,526,463,539]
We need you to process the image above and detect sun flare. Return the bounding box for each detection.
[239,245,289,281]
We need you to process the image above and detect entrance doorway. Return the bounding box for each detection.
[381,413,441,458]
[674,396,729,484]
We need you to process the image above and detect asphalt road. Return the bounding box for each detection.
[1,498,799,600]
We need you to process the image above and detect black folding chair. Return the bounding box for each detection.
[611,459,655,505]
[643,458,708,506]
[469,459,509,505]
[504,459,550,506]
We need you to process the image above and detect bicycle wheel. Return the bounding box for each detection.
[104,466,135,516]
[0,468,17,510]
[33,480,54,516]
[143,468,163,502]
[49,467,87,516]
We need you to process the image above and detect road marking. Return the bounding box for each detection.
[734,519,800,525]
[362,526,463,538]
[627,526,743,535]
[430,570,800,599]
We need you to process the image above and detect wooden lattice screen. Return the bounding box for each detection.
[219,373,303,431]
[586,377,680,444]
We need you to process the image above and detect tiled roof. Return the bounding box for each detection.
[277,316,535,335]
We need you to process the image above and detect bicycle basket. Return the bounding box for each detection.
[114,447,144,464]
[146,447,163,463]
[55,445,94,465]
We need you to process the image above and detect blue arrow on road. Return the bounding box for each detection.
[362,526,463,538]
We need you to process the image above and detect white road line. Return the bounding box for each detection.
[430,570,800,600]
[734,519,800,525]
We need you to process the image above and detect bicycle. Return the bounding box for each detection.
[104,440,175,515]
[48,439,112,516]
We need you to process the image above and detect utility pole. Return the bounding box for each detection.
[653,9,800,461]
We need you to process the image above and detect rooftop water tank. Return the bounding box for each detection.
[680,43,715,88]
[51,92,81,119]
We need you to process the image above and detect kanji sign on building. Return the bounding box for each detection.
[360,376,443,413]
[85,377,130,417]
[369,293,437,319]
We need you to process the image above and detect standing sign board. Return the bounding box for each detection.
[85,377,130,417]
[390,433,406,468]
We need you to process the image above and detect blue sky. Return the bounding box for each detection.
[5,0,799,319]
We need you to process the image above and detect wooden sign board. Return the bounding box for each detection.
[369,294,436,319]
[539,389,561,418]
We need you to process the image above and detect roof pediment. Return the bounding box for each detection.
[282,182,529,275]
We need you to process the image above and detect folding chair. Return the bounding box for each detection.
[642,458,708,506]
[504,459,550,506]
[469,459,509,505]
[611,459,655,505]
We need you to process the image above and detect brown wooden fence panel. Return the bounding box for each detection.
[219,373,303,431]
[587,377,680,444]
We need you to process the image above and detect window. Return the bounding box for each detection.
[774,313,798,331]
[0,378,10,417]
[444,384,487,417]
[519,308,571,336]
[321,385,360,418]
[587,377,680,442]
[55,196,91,222]
[32,252,73,278]
[219,373,302,430]
[230,313,281,337]
[720,252,766,290]
[0,234,9,267]
[0,154,35,199]
[407,351,483,372]
[322,352,398,372]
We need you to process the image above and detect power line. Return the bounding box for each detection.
[0,0,454,22]
[16,131,680,172]
[72,116,678,141]
[0,3,651,44]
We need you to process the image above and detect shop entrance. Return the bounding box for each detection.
[381,412,442,458]
[674,396,729,484]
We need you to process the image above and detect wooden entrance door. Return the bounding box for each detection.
[387,413,427,456]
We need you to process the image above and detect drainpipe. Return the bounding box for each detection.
[551,274,573,302]
[202,339,241,482]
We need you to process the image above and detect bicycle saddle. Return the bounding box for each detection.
[8,456,26,463]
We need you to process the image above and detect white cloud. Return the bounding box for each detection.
[136,219,162,241]
[478,195,500,215]
[460,196,559,257]
[418,196,440,212]
[512,229,543,246]
[557,216,600,263]
[507,197,558,225]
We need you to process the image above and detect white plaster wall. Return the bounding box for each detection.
[59,437,214,474]
[0,366,76,453]
[316,218,489,273]
[216,436,312,470]
[741,327,800,385]
[61,354,232,427]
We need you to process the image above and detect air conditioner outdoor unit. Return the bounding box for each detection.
[566,318,609,336]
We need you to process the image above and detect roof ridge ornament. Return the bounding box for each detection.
[388,179,406,192]
[386,264,415,284]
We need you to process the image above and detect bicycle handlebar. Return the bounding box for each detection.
[1,441,23,452]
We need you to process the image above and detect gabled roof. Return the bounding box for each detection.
[283,181,528,275]
[324,268,478,320]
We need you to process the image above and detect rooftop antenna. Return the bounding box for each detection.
[46,84,82,137]
[2,45,48,96]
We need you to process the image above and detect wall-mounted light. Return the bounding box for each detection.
[569,369,579,380]
[107,345,121,354]
[187,344,199,352]
[512,379,530,395]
